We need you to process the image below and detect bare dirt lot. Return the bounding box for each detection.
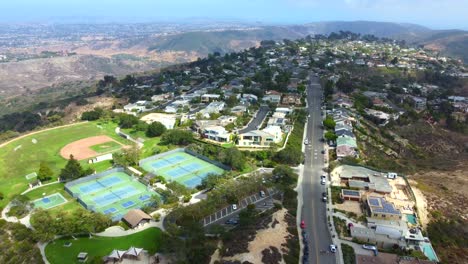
[219,209,289,264]
[60,135,122,160]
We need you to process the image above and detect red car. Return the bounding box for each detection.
[300,220,306,229]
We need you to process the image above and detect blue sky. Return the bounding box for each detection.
[1,0,467,29]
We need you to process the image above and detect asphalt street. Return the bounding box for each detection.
[301,74,336,264]
[239,105,270,133]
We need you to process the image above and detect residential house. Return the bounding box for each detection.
[410,96,427,111]
[337,165,393,194]
[201,94,221,103]
[262,125,283,143]
[231,105,248,116]
[151,92,173,102]
[336,136,357,148]
[366,196,402,220]
[242,94,258,103]
[217,115,237,126]
[238,130,276,147]
[199,102,225,118]
[336,145,358,158]
[203,126,231,143]
[263,90,282,103]
[281,93,302,105]
[123,101,149,113]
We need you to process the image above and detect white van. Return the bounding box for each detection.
[387,172,397,179]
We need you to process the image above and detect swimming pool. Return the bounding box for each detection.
[421,242,439,262]
[406,214,417,225]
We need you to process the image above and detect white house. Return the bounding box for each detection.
[203,126,231,143]
[199,102,225,118]
[262,125,283,143]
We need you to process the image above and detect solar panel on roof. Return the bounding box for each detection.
[343,190,360,196]
[368,197,381,206]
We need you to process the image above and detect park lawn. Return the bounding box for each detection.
[89,141,122,153]
[121,128,172,158]
[82,160,114,173]
[0,121,128,207]
[45,227,162,264]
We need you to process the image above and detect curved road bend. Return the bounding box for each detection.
[301,74,336,264]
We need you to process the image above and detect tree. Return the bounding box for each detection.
[323,116,336,130]
[274,146,303,165]
[37,161,53,181]
[225,95,239,108]
[146,121,167,137]
[113,144,141,166]
[200,174,223,190]
[59,155,86,180]
[324,131,338,142]
[118,114,139,129]
[272,165,298,187]
[391,56,399,65]
[81,108,104,121]
[219,147,246,170]
[160,130,194,145]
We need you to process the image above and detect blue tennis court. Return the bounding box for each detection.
[180,162,204,171]
[165,154,187,163]
[165,167,190,179]
[94,193,120,207]
[97,176,122,187]
[122,200,135,208]
[151,159,172,169]
[103,207,117,214]
[139,194,150,201]
[111,186,138,199]
[79,181,104,194]
[183,177,202,188]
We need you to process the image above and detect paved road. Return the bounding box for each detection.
[239,105,270,133]
[203,189,276,227]
[301,74,336,264]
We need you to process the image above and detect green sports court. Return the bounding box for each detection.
[139,148,228,188]
[65,168,158,220]
[33,193,67,209]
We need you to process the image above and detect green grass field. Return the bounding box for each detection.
[89,141,122,153]
[0,121,128,207]
[45,227,162,264]
[121,128,171,158]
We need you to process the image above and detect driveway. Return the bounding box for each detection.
[239,105,270,133]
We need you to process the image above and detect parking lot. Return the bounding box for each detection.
[203,188,278,227]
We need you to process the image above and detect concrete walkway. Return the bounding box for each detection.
[1,202,32,228]
[37,242,50,264]
[95,221,162,237]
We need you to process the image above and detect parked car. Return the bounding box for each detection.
[300,220,306,229]
[304,138,309,145]
[362,245,377,251]
[330,244,337,253]
[321,178,326,185]
[232,204,237,210]
[322,196,327,202]
[225,218,239,225]
[322,192,327,197]
[259,190,266,197]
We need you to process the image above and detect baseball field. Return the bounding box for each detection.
[0,121,129,207]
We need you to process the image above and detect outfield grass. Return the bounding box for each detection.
[89,141,122,153]
[0,121,128,207]
[45,227,162,264]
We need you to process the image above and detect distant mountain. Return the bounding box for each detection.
[147,21,468,62]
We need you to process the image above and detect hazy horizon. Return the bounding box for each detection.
[1,0,467,30]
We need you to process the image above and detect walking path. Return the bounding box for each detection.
[1,203,32,228]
